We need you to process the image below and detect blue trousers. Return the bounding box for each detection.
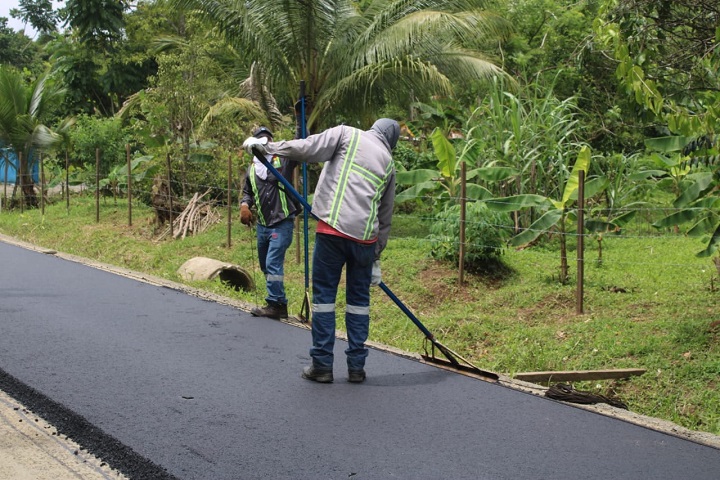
[310,233,375,372]
[256,219,294,306]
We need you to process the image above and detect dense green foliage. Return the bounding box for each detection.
[70,115,129,172]
[0,17,42,72]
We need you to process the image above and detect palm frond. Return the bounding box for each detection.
[167,0,509,130]
[150,35,190,55]
[116,91,143,121]
[198,97,268,135]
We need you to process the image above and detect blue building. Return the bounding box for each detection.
[0,145,39,183]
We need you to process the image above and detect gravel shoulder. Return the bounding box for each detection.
[0,389,127,480]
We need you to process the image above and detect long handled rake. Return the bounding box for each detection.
[251,146,498,381]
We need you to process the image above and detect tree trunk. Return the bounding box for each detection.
[18,151,38,208]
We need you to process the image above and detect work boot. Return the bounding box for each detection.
[250,303,288,320]
[302,365,333,383]
[348,369,366,383]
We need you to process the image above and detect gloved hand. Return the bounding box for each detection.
[242,136,268,156]
[371,260,381,286]
[240,203,253,226]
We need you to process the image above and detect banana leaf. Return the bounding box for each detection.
[509,209,563,247]
[696,223,720,258]
[484,194,554,212]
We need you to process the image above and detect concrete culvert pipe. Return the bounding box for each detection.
[177,257,255,292]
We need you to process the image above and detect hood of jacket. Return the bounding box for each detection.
[370,118,400,150]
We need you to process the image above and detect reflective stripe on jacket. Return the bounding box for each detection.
[241,155,301,227]
[264,125,396,258]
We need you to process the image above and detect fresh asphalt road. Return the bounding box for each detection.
[0,240,719,480]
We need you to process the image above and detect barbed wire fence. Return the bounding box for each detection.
[2,146,718,307]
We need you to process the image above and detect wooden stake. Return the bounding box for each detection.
[514,368,646,383]
[127,144,132,226]
[227,155,232,248]
[95,148,100,223]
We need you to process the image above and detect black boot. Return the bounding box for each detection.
[250,303,288,320]
[302,365,333,383]
[348,369,366,383]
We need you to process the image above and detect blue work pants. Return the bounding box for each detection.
[310,233,374,372]
[256,219,294,306]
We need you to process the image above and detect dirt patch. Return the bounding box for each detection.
[415,260,511,306]
[515,291,576,323]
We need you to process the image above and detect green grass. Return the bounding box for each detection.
[1,194,719,435]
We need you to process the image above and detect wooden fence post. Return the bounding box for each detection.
[127,143,132,226]
[65,150,70,211]
[166,153,173,235]
[95,148,100,223]
[2,155,8,212]
[40,153,45,215]
[576,170,585,314]
[227,155,232,248]
[19,151,23,213]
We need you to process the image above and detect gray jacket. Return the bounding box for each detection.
[265,125,395,259]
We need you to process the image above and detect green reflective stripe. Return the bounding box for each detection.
[248,165,266,225]
[328,129,361,227]
[363,185,383,239]
[279,193,290,216]
[273,155,290,218]
[350,163,382,185]
[272,156,291,216]
[279,183,290,216]
[362,162,394,239]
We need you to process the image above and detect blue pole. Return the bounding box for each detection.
[299,81,309,294]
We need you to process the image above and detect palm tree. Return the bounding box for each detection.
[0,66,63,208]
[173,0,512,131]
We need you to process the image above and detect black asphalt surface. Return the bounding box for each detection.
[1,240,719,480]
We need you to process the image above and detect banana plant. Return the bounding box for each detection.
[485,146,606,283]
[98,156,157,203]
[395,123,516,211]
[649,134,720,258]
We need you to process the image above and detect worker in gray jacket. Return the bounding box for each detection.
[243,118,400,383]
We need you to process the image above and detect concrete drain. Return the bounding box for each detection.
[177,257,255,292]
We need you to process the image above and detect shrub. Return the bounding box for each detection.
[70,114,130,174]
[428,201,513,272]
[393,141,436,171]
